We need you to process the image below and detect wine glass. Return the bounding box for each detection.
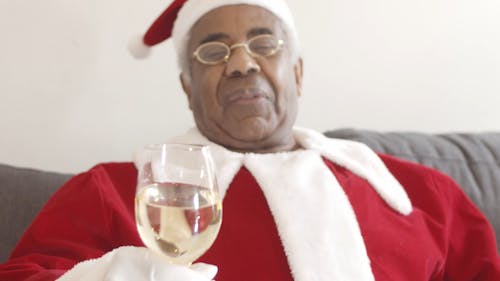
[134,143,222,265]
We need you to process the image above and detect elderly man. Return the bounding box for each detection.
[1,0,499,280]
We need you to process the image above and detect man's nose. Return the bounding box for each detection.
[224,47,261,78]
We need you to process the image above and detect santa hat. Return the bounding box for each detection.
[129,0,298,64]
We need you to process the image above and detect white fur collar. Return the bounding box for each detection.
[165,127,412,281]
[167,127,412,215]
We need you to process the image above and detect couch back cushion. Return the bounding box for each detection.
[325,129,500,252]
[0,164,72,262]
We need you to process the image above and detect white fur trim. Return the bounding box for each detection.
[167,128,244,198]
[244,151,375,281]
[128,34,151,59]
[163,127,412,215]
[134,128,244,198]
[293,127,413,215]
[172,0,298,68]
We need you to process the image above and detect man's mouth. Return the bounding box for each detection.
[226,88,268,104]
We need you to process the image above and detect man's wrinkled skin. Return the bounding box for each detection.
[181,5,303,153]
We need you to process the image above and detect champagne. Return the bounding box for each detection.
[135,182,222,265]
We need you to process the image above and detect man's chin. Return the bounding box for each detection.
[205,120,276,151]
[226,118,273,142]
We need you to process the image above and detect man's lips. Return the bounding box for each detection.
[225,88,269,104]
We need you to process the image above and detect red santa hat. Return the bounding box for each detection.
[129,0,298,64]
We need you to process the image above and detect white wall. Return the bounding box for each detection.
[1,0,499,173]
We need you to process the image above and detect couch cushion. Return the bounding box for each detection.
[0,164,72,262]
[324,128,500,252]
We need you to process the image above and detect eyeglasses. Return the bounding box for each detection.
[193,34,284,65]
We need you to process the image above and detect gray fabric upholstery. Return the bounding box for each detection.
[325,128,500,252]
[0,164,72,262]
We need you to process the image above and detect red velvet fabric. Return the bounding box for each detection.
[144,0,187,46]
[198,167,294,280]
[0,155,499,280]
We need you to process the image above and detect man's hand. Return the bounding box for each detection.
[57,246,217,281]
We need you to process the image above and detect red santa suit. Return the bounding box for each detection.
[0,127,498,281]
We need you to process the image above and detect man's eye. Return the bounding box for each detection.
[251,44,276,56]
[252,44,274,52]
[249,37,278,56]
[199,45,228,61]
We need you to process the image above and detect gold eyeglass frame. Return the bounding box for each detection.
[192,34,284,65]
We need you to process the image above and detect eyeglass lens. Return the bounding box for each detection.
[196,35,280,64]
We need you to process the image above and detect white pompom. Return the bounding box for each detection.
[128,34,151,59]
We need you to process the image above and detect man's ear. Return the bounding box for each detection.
[180,73,193,110]
[293,58,304,95]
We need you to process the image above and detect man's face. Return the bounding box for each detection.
[182,5,303,152]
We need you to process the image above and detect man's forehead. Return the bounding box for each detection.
[189,5,283,42]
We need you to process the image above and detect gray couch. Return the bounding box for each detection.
[1,129,499,262]
[325,129,500,253]
[0,165,72,262]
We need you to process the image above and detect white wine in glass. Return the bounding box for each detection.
[135,144,222,265]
